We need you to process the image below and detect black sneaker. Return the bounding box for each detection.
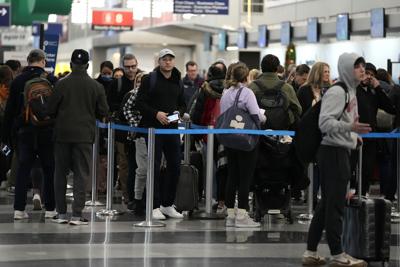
[134,199,145,215]
[69,217,89,226]
[127,201,136,211]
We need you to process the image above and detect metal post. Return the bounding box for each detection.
[297,163,314,221]
[392,137,400,221]
[205,125,214,214]
[397,138,400,213]
[184,121,190,164]
[86,126,104,206]
[135,128,165,227]
[97,122,123,217]
[192,125,224,219]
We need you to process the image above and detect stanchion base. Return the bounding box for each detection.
[96,209,124,217]
[297,213,313,220]
[191,211,225,220]
[85,200,105,206]
[134,221,166,227]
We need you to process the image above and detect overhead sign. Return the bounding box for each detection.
[1,31,31,46]
[173,0,229,15]
[0,3,10,27]
[32,22,63,37]
[92,8,133,31]
[43,34,59,73]
[3,51,30,63]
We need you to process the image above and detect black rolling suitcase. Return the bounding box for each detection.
[342,146,391,265]
[175,122,199,212]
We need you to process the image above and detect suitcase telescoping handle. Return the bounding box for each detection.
[357,145,363,200]
[184,120,191,165]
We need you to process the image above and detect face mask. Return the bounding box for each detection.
[101,74,112,81]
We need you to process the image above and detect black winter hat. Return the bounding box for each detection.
[207,65,225,81]
[71,49,89,65]
[365,62,377,75]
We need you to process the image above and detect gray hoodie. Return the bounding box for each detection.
[319,53,361,149]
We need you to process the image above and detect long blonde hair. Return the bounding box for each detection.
[303,62,330,89]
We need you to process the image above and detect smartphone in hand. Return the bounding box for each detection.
[167,113,179,123]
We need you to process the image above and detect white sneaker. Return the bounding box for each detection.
[14,210,29,220]
[235,209,260,228]
[52,214,68,224]
[45,210,57,218]
[0,181,7,190]
[152,208,166,220]
[32,194,42,210]
[69,217,89,226]
[330,253,367,267]
[160,205,184,219]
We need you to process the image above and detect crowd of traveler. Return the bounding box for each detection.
[0,47,399,266]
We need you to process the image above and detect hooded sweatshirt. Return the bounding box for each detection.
[319,53,361,149]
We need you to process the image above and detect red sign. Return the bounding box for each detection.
[92,8,133,31]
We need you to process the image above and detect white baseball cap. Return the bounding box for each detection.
[158,48,175,59]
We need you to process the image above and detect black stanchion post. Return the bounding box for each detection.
[97,122,123,217]
[192,125,224,220]
[135,128,165,227]
[86,126,104,206]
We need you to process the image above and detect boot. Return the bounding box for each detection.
[225,208,235,227]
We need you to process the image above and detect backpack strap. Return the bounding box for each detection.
[331,81,350,119]
[233,87,244,107]
[149,71,157,93]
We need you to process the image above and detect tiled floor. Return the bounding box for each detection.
[0,191,399,267]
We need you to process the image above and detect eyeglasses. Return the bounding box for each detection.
[124,65,137,69]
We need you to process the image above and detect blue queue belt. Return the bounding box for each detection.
[96,121,400,139]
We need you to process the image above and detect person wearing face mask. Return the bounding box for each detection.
[95,61,114,93]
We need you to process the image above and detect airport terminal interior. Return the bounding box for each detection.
[0,0,400,266]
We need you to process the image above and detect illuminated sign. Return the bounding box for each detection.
[92,8,133,31]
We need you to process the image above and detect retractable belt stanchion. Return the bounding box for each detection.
[297,163,314,221]
[97,122,123,217]
[86,126,104,206]
[193,125,224,220]
[135,128,165,227]
[392,137,400,221]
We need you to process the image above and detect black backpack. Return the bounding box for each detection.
[253,80,290,130]
[293,82,349,166]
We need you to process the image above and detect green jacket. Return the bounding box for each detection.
[248,72,302,126]
[47,69,109,143]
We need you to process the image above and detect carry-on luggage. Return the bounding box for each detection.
[342,146,391,265]
[253,136,293,224]
[175,122,199,212]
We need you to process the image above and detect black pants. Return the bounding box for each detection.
[151,134,181,209]
[307,145,350,256]
[126,141,137,202]
[54,143,91,217]
[14,128,55,212]
[349,140,376,195]
[225,147,257,210]
[381,139,398,200]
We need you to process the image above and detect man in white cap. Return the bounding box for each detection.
[136,48,186,220]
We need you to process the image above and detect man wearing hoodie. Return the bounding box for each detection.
[303,53,371,267]
[136,48,186,220]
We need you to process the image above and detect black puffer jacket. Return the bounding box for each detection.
[189,78,224,125]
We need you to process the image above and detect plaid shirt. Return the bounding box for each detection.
[122,88,142,140]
